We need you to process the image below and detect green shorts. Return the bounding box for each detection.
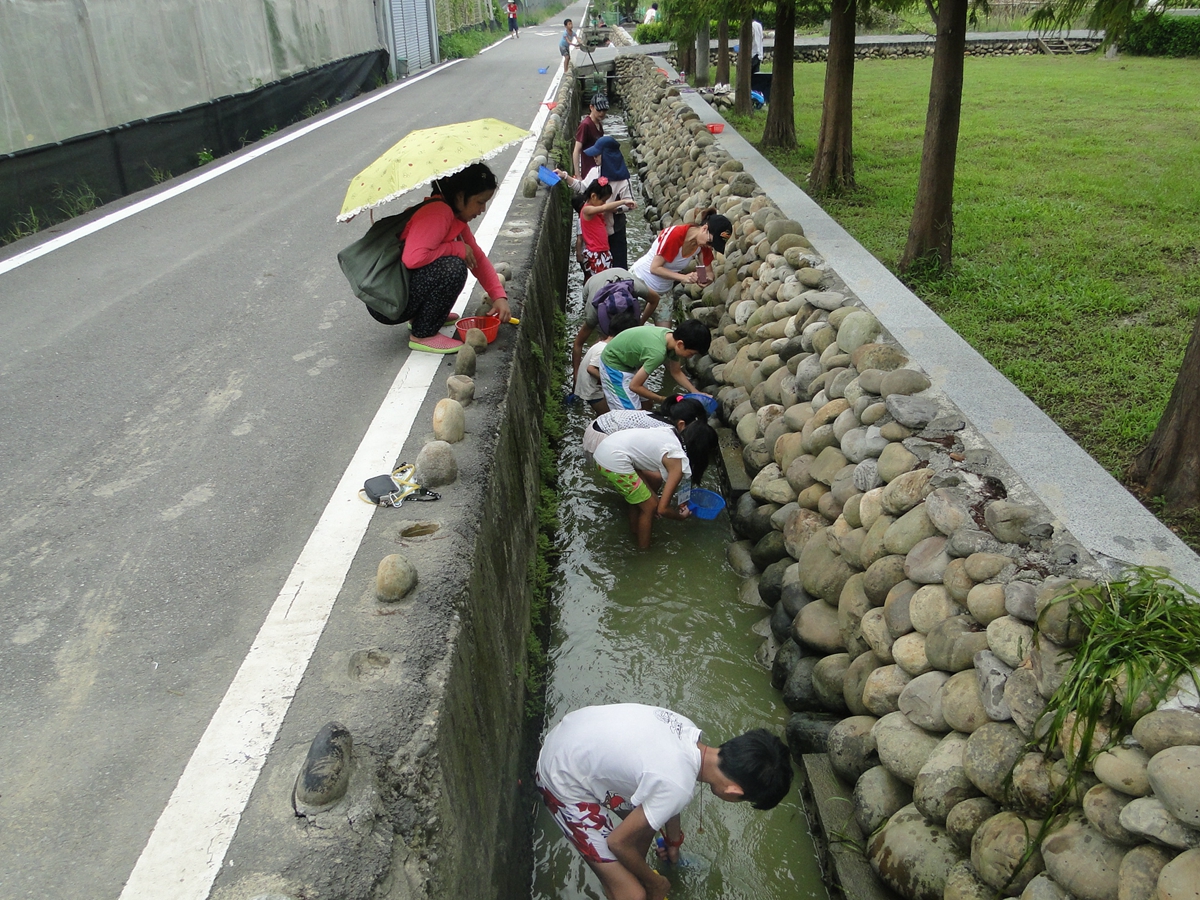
[597,464,652,504]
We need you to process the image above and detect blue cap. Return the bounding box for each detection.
[583,135,629,181]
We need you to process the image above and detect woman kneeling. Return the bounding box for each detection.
[396,163,511,353]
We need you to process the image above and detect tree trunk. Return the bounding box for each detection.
[809,0,857,192]
[899,0,968,273]
[677,31,695,81]
[696,20,710,86]
[761,0,797,149]
[735,16,754,115]
[1129,315,1200,510]
[716,15,730,85]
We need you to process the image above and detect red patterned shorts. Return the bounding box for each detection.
[582,248,613,278]
[536,774,621,863]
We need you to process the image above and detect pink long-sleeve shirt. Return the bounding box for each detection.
[400,197,506,300]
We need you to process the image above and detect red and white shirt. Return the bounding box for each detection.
[630,224,713,293]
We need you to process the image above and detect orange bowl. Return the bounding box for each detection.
[456,315,500,343]
[706,123,724,134]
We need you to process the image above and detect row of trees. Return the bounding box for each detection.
[652,0,1199,526]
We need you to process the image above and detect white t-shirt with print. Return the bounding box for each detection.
[537,704,702,831]
[593,427,689,483]
[576,340,607,401]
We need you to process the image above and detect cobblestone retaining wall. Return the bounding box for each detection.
[667,37,1102,68]
[614,51,1200,900]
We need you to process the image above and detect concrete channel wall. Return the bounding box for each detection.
[613,50,1200,900]
[425,187,570,900]
[208,152,571,900]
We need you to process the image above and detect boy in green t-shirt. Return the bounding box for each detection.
[598,321,711,410]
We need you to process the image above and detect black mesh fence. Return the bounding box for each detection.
[1,50,388,241]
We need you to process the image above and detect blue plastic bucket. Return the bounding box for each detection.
[684,392,718,416]
[538,165,560,187]
[688,488,726,520]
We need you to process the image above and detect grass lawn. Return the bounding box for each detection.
[727,54,1200,545]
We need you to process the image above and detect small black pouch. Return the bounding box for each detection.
[361,464,441,508]
[364,474,405,506]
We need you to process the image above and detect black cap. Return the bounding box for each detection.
[592,93,609,110]
[704,213,733,253]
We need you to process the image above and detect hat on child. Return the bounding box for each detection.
[703,213,733,253]
[591,93,610,110]
[583,135,630,181]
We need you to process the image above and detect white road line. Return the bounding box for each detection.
[118,64,565,900]
[0,60,461,278]
[477,34,513,54]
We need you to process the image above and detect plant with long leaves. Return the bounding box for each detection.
[1032,567,1200,820]
[995,567,1200,891]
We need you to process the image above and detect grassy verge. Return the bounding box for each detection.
[441,0,567,59]
[440,23,508,59]
[3,181,103,243]
[522,1,566,27]
[727,54,1200,548]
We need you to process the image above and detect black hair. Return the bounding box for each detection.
[564,17,573,25]
[606,310,639,337]
[672,320,712,356]
[658,396,706,425]
[679,419,717,485]
[433,163,498,214]
[718,729,793,810]
[583,180,613,202]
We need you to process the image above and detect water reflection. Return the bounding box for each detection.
[529,110,828,900]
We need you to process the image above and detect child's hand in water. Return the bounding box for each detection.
[678,504,691,519]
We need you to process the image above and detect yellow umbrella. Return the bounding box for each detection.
[337,117,529,222]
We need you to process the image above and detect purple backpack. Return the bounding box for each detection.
[590,278,639,335]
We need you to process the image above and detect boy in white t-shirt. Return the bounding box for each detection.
[576,339,609,412]
[536,704,792,900]
[574,308,639,417]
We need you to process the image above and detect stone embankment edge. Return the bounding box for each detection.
[677,90,1200,590]
[614,51,1200,900]
[204,96,574,900]
[626,28,1103,58]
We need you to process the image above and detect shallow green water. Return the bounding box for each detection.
[529,113,827,900]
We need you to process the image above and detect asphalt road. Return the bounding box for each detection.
[0,9,585,897]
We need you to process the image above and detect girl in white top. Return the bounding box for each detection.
[581,396,706,457]
[592,412,717,549]
[629,208,732,297]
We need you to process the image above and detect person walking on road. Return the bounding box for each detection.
[399,163,511,353]
[536,704,792,900]
[507,1,519,37]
